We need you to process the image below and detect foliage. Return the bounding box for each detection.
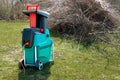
[0,0,35,20]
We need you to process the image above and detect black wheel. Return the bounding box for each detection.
[50,61,54,65]
[18,59,24,69]
[46,61,54,65]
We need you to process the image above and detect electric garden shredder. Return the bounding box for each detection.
[19,4,54,70]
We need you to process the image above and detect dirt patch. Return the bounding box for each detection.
[2,46,21,64]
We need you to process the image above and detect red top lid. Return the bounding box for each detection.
[26,4,39,11]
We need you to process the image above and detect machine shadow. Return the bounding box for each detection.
[18,63,53,80]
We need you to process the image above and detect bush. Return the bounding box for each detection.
[0,0,28,20]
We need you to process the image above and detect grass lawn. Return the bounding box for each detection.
[0,21,120,80]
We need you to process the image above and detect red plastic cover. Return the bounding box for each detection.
[26,4,39,11]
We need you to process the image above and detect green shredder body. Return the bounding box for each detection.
[24,30,54,66]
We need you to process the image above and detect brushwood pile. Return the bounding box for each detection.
[45,0,119,42]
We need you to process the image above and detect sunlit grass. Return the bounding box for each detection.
[0,21,120,80]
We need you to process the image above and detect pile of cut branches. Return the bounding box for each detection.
[48,0,119,42]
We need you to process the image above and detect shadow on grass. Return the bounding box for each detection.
[18,63,53,80]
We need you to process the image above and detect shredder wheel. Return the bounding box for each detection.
[35,61,43,70]
[18,59,24,69]
[38,61,43,70]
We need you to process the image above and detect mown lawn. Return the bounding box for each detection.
[0,21,120,80]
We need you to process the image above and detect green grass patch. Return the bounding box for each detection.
[0,21,120,80]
